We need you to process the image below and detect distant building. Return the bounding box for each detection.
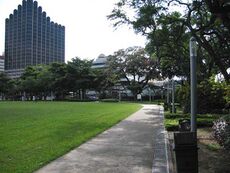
[0,56,4,72]
[92,54,108,69]
[5,0,65,78]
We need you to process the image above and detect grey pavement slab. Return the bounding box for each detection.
[35,104,169,173]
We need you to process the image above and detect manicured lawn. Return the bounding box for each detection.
[0,101,141,173]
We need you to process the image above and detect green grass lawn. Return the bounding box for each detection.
[0,101,141,173]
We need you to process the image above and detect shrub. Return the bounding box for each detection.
[197,78,227,114]
[100,98,119,102]
[212,117,230,150]
[164,112,222,131]
[176,77,228,114]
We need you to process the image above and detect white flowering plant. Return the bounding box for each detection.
[212,117,230,150]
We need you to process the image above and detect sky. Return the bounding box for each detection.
[0,0,147,62]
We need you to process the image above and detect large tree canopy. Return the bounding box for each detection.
[205,0,230,31]
[108,0,230,82]
[66,57,93,92]
[107,47,159,98]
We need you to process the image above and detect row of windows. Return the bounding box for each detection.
[6,37,64,43]
[7,16,64,28]
[6,21,65,34]
[6,34,64,40]
[6,46,64,51]
[6,49,65,55]
[6,56,64,61]
[7,27,64,35]
[6,58,64,66]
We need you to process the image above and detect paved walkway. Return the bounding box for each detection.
[35,104,169,173]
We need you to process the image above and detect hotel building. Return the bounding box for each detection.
[5,0,65,78]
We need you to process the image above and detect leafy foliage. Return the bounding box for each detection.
[108,0,230,82]
[0,57,121,100]
[91,67,118,98]
[100,98,119,102]
[0,72,11,94]
[107,47,159,99]
[177,77,229,114]
[164,111,222,131]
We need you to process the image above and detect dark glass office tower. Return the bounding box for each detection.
[5,0,65,78]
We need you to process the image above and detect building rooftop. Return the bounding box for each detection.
[92,54,108,68]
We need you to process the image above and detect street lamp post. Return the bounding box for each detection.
[173,37,198,173]
[148,87,152,102]
[190,37,197,133]
[172,79,175,113]
[167,81,170,104]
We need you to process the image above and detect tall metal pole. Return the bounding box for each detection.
[190,37,197,133]
[80,89,83,100]
[161,89,163,99]
[172,79,175,113]
[149,88,152,102]
[119,91,121,102]
[167,81,169,104]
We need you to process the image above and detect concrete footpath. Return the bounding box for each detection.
[35,104,169,173]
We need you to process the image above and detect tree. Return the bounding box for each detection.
[146,12,191,80]
[0,72,11,99]
[36,66,53,99]
[20,66,41,98]
[205,0,230,31]
[186,1,230,82]
[48,62,68,100]
[108,0,230,83]
[107,47,159,99]
[66,57,93,99]
[20,64,68,100]
[90,67,118,99]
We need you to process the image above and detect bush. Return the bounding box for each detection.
[177,77,228,114]
[197,79,227,113]
[164,112,222,131]
[100,98,119,102]
[212,117,230,150]
[66,99,94,102]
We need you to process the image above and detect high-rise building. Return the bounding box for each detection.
[0,55,4,72]
[5,0,65,78]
